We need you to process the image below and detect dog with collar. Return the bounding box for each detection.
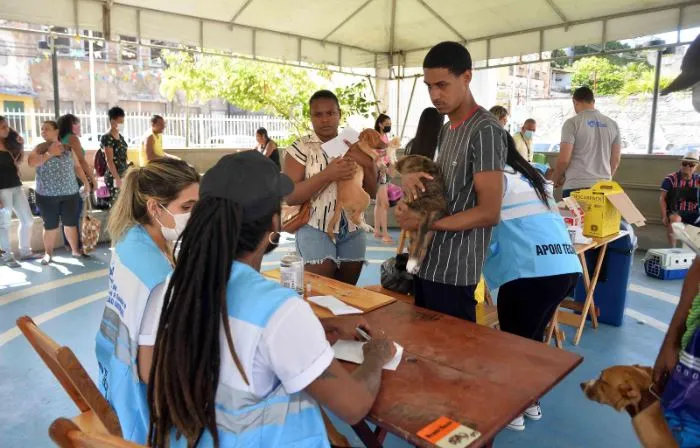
[581,365,678,448]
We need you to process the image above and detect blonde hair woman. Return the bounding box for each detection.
[95,158,200,444]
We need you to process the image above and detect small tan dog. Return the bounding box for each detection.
[326,129,386,240]
[581,365,678,448]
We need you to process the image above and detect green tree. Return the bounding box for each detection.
[570,56,624,95]
[160,51,214,146]
[160,51,377,145]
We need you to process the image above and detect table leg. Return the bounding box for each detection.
[573,243,608,345]
[352,421,383,448]
[545,313,564,348]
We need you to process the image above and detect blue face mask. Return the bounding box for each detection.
[524,130,534,140]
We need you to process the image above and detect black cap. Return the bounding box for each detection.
[662,34,700,95]
[200,151,294,221]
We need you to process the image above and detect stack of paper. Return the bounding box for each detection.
[332,340,404,371]
[307,295,362,315]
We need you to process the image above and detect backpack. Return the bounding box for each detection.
[94,149,107,177]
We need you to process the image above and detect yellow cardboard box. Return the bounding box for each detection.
[571,181,646,237]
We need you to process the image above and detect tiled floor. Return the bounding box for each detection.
[0,231,681,447]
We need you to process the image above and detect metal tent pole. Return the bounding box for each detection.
[648,49,662,154]
[51,36,60,119]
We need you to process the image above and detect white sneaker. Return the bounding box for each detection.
[506,414,525,431]
[524,402,542,421]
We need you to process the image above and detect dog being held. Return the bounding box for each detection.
[326,129,385,241]
[394,155,447,274]
[581,365,678,448]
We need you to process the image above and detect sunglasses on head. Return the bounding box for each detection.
[682,161,698,168]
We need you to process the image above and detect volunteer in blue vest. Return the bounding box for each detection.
[483,134,582,432]
[95,158,200,443]
[142,151,396,447]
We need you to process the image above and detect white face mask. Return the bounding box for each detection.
[156,204,191,242]
[693,83,700,113]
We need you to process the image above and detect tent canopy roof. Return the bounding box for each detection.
[3,0,700,71]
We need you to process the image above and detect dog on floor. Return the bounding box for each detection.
[326,129,385,241]
[394,155,447,274]
[581,365,678,448]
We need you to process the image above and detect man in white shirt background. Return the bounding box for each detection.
[513,118,536,162]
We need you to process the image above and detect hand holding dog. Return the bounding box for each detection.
[652,341,679,391]
[401,171,433,201]
[324,157,357,182]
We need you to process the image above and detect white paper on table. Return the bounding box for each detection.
[321,127,360,158]
[332,340,404,371]
[307,295,362,315]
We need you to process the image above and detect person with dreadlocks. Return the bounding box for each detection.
[143,151,396,448]
[95,158,200,444]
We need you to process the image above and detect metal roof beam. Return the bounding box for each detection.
[322,0,375,42]
[543,0,568,23]
[416,0,467,42]
[229,0,255,25]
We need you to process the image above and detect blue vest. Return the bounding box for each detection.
[95,226,172,443]
[169,262,329,447]
[484,168,582,291]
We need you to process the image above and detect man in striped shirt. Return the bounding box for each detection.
[395,42,507,322]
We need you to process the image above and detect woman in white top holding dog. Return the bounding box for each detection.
[285,90,378,285]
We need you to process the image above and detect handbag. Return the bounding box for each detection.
[282,201,311,233]
[81,195,101,253]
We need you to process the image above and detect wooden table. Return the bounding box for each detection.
[265,270,583,448]
[546,231,629,347]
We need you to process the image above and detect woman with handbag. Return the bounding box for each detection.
[27,121,91,264]
[95,158,200,443]
[284,90,377,285]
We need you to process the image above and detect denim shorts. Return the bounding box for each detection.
[295,218,366,266]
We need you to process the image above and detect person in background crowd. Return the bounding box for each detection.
[0,117,36,267]
[28,121,91,263]
[95,158,200,444]
[551,87,622,197]
[142,152,395,447]
[374,113,393,244]
[58,114,97,251]
[395,42,506,322]
[285,90,378,285]
[102,106,130,205]
[489,105,509,128]
[660,151,700,246]
[483,134,582,431]
[513,118,536,162]
[141,115,179,166]
[255,127,280,170]
[405,107,444,160]
[654,34,700,447]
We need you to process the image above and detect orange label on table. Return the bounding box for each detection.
[417,416,481,447]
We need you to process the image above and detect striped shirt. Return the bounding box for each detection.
[287,133,358,233]
[418,107,507,287]
[661,171,700,213]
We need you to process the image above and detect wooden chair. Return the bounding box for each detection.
[16,316,121,437]
[364,285,499,329]
[49,418,143,448]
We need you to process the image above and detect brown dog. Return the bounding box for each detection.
[326,129,385,241]
[581,365,678,448]
[394,155,448,274]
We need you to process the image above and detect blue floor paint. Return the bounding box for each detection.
[0,240,682,448]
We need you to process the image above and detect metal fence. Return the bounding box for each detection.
[2,109,293,149]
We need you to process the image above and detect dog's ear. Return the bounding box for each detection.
[618,382,641,401]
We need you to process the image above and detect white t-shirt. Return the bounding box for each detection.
[139,277,332,397]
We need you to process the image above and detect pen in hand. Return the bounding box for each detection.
[356,327,372,342]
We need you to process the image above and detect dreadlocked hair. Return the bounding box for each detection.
[147,196,280,448]
[505,133,550,207]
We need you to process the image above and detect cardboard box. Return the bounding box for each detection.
[558,197,585,228]
[571,181,646,238]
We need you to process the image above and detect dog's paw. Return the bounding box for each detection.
[360,224,374,233]
[406,258,420,274]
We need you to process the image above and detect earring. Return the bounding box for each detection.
[268,231,280,246]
